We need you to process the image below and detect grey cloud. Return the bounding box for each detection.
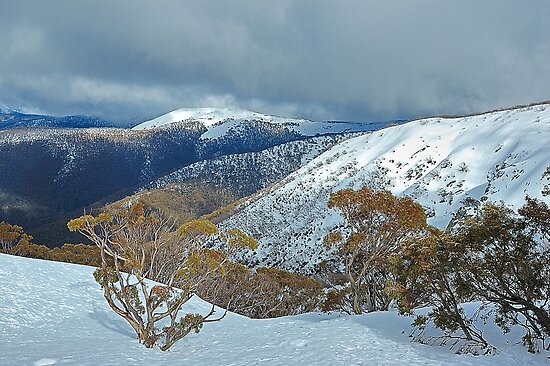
[0,0,549,123]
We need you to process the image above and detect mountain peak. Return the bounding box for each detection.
[132,107,308,130]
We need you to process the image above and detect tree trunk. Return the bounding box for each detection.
[530,304,550,337]
[352,284,362,315]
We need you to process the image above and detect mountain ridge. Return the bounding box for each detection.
[0,109,382,246]
[0,110,116,130]
[219,103,550,272]
[132,107,311,130]
[132,106,397,140]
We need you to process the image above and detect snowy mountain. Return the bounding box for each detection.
[133,107,303,129]
[0,107,382,247]
[1,253,546,365]
[143,134,353,197]
[132,107,392,138]
[221,103,550,272]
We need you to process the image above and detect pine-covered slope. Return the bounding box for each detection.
[221,103,550,272]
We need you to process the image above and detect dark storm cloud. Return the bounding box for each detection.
[1,0,549,123]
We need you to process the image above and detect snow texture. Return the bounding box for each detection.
[222,104,550,272]
[132,107,390,139]
[1,254,547,365]
[144,134,351,195]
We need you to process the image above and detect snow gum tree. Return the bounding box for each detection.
[388,229,494,355]
[455,198,550,352]
[324,187,430,314]
[68,202,256,351]
[0,221,29,251]
[389,197,550,354]
[0,221,49,258]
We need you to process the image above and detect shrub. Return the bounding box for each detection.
[389,197,550,354]
[197,264,324,318]
[68,202,256,350]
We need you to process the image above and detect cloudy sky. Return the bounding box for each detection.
[1,0,549,124]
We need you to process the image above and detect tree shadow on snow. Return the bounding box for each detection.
[87,303,135,339]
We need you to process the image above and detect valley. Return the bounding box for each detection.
[0,108,387,246]
[3,3,550,364]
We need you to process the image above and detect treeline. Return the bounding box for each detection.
[0,221,101,266]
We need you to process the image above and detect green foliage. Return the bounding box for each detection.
[67,213,113,232]
[160,313,203,351]
[178,219,219,237]
[455,199,550,353]
[220,228,258,250]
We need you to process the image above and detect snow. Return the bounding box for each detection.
[132,107,312,130]
[132,107,393,140]
[1,254,547,365]
[222,104,550,272]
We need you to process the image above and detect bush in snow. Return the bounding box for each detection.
[68,202,256,351]
[0,221,30,252]
[389,197,550,354]
[0,221,51,259]
[197,263,324,318]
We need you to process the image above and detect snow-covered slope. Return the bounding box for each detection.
[222,104,550,271]
[133,107,304,129]
[143,134,352,197]
[1,254,546,365]
[132,107,391,138]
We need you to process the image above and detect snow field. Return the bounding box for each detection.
[1,254,548,365]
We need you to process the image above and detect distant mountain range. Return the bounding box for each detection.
[0,110,116,130]
[3,103,547,256]
[0,107,387,246]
